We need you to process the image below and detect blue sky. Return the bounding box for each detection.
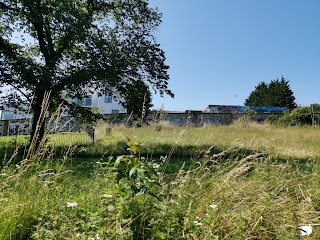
[149,0,320,111]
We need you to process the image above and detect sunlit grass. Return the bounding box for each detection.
[1,122,320,239]
[2,123,320,159]
[0,132,91,147]
[101,123,320,159]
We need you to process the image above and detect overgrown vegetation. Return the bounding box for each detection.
[265,104,320,126]
[1,122,320,239]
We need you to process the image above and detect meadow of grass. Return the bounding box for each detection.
[77,122,320,160]
[1,121,320,239]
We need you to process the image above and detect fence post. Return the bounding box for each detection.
[4,120,9,136]
[86,126,95,143]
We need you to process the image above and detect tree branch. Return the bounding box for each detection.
[61,98,105,122]
[54,29,76,61]
[0,36,37,84]
[6,82,32,103]
[44,16,55,60]
[25,0,52,69]
[0,2,13,11]
[54,1,96,61]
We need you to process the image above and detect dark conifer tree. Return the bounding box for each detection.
[245,77,297,109]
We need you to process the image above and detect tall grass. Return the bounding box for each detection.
[0,93,67,239]
[1,116,320,239]
[164,151,320,239]
[73,122,320,160]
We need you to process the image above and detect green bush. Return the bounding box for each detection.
[265,114,282,125]
[278,107,320,126]
[237,109,257,128]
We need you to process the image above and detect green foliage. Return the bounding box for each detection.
[245,81,269,106]
[278,106,320,126]
[0,0,173,143]
[123,80,153,121]
[310,103,320,112]
[31,138,186,239]
[265,114,282,125]
[70,106,104,127]
[237,108,257,128]
[242,108,257,116]
[245,77,297,109]
[105,138,159,197]
[0,155,69,239]
[101,138,162,238]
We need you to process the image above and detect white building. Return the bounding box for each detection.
[78,91,127,115]
[0,108,32,120]
[0,91,126,120]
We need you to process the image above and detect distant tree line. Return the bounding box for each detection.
[245,77,320,126]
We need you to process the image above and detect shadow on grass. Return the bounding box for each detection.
[1,141,318,177]
[78,141,319,176]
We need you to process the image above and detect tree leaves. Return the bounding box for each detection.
[0,0,173,143]
[245,77,297,110]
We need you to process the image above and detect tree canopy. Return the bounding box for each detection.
[0,0,173,144]
[245,77,297,110]
[123,80,153,118]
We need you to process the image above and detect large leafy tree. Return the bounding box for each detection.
[0,0,173,145]
[245,77,297,109]
[123,80,153,118]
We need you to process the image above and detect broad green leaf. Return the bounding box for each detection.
[127,139,138,154]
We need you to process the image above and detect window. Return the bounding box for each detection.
[2,111,14,120]
[83,95,92,106]
[105,95,112,103]
[111,110,119,114]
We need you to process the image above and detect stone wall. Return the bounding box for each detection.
[160,113,232,126]
[0,112,282,136]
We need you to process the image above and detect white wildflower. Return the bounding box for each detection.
[209,204,218,210]
[102,194,113,198]
[141,157,145,160]
[299,225,312,236]
[95,161,101,165]
[152,163,160,169]
[107,205,115,211]
[127,147,131,151]
[193,220,202,226]
[66,202,78,208]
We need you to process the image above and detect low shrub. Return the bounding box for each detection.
[278,107,320,126]
[265,114,282,125]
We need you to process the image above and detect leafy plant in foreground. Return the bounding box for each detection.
[102,138,161,239]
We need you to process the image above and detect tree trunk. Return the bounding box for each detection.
[30,91,47,150]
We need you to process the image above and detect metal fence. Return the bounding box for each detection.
[0,132,92,150]
[0,116,94,149]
